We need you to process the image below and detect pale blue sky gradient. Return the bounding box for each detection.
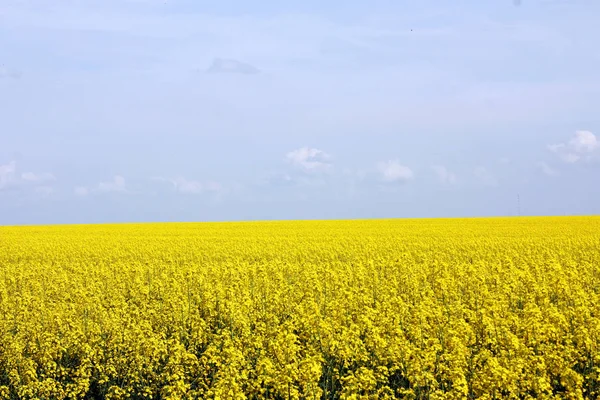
[1,0,599,224]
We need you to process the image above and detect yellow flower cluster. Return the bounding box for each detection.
[1,217,599,399]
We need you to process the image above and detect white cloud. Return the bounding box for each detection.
[172,177,203,194]
[76,175,127,196]
[206,58,260,74]
[74,186,89,197]
[0,65,21,79]
[35,186,55,197]
[377,160,414,183]
[537,161,559,177]
[1,161,56,193]
[21,171,55,182]
[473,166,498,187]
[549,130,599,163]
[286,147,332,173]
[97,175,126,193]
[260,172,295,188]
[431,165,457,185]
[204,181,223,192]
[153,176,223,194]
[0,161,17,190]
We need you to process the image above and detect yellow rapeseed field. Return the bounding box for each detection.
[1,217,599,399]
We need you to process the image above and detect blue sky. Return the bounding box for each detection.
[1,0,599,224]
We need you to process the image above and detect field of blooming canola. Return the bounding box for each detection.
[1,217,600,399]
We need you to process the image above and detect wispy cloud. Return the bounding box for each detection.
[260,172,295,188]
[548,130,598,163]
[171,177,204,194]
[257,148,338,193]
[0,161,56,192]
[537,161,559,177]
[286,147,332,173]
[377,160,414,183]
[75,175,127,196]
[431,165,457,185]
[21,171,55,182]
[153,176,223,194]
[0,65,21,79]
[473,166,498,187]
[0,161,17,190]
[206,58,260,74]
[74,187,89,197]
[35,186,55,197]
[98,175,126,193]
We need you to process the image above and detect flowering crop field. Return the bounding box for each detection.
[1,217,599,399]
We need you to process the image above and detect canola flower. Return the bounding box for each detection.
[0,216,599,399]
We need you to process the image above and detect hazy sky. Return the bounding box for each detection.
[1,0,599,225]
